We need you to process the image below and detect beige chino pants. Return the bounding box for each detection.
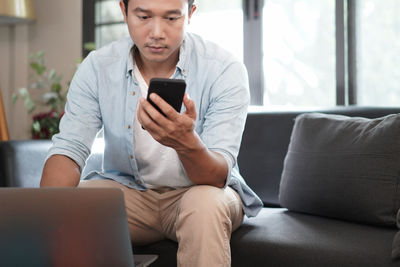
[79,179,244,267]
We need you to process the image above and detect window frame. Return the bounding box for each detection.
[82,0,95,58]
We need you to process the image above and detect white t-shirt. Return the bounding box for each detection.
[133,64,193,189]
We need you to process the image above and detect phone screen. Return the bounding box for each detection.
[146,78,186,116]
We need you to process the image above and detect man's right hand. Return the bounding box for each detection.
[40,155,81,187]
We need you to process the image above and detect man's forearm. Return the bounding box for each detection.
[177,134,228,188]
[40,155,81,187]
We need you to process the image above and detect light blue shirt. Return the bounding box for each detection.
[47,33,263,217]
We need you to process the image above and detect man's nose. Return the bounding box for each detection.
[149,18,165,40]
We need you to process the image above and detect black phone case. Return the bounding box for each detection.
[147,78,186,116]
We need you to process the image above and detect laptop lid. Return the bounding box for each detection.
[0,187,135,267]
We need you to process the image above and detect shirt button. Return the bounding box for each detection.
[129,155,133,159]
[131,91,135,96]
[127,125,131,129]
[137,180,142,185]
[129,182,134,186]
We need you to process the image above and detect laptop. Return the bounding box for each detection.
[0,188,157,267]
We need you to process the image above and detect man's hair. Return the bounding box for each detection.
[123,0,195,15]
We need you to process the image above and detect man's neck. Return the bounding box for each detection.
[134,50,179,85]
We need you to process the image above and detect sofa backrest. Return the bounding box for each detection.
[238,106,400,207]
[2,106,400,207]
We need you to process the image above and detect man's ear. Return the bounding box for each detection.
[119,0,128,22]
[188,4,196,23]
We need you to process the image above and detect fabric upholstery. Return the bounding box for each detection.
[135,208,399,267]
[3,106,400,267]
[280,112,400,226]
[0,140,51,187]
[239,106,400,207]
[392,209,400,260]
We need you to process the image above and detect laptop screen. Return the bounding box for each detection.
[0,187,135,267]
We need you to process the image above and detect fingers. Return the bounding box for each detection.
[149,93,180,120]
[138,94,197,149]
[138,93,196,133]
[183,93,197,120]
[137,98,164,133]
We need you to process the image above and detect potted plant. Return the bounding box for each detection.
[12,51,68,139]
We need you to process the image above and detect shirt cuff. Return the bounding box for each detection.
[46,147,86,172]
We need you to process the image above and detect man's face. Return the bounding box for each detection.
[120,0,195,64]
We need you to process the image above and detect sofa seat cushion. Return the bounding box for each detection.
[232,208,397,267]
[134,208,398,267]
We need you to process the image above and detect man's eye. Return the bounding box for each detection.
[166,17,179,21]
[138,15,149,20]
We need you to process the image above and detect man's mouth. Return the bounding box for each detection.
[147,45,167,53]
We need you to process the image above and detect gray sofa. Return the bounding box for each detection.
[1,106,399,266]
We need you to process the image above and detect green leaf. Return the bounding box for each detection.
[30,62,40,72]
[29,82,38,89]
[35,80,46,90]
[41,92,58,104]
[37,65,46,75]
[54,75,62,84]
[18,87,29,98]
[32,120,41,133]
[25,98,35,113]
[30,62,46,76]
[37,51,44,58]
[11,93,17,104]
[15,88,35,113]
[84,42,96,51]
[18,51,69,119]
[51,83,62,93]
[48,69,56,81]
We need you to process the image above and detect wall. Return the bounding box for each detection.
[0,0,82,139]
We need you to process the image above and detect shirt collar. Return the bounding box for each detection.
[126,43,136,78]
[176,35,190,77]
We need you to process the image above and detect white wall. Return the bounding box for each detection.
[0,0,82,139]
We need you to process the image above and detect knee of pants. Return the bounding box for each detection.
[179,185,231,223]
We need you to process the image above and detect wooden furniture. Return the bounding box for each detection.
[0,88,9,141]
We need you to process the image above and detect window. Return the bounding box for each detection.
[82,0,127,56]
[94,0,127,49]
[82,0,400,107]
[188,0,243,61]
[356,0,400,106]
[262,0,336,107]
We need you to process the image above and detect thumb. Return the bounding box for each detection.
[183,93,196,120]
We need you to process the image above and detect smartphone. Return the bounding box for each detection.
[146,78,186,117]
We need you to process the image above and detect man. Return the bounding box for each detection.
[41,0,263,266]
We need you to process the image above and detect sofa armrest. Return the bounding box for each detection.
[0,140,52,187]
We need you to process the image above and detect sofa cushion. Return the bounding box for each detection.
[279,112,400,226]
[134,208,398,267]
[239,107,400,208]
[232,208,398,267]
[392,209,400,260]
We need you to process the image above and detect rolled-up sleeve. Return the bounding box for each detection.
[46,52,103,171]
